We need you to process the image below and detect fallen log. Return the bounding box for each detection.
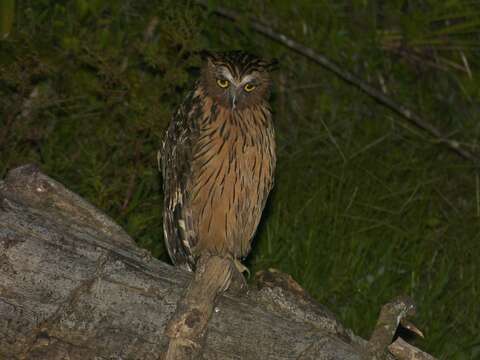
[0,165,435,359]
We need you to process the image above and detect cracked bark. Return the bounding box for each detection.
[0,165,436,359]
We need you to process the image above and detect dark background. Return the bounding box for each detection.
[1,1,479,358]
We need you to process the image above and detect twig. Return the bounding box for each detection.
[194,0,479,166]
[368,296,418,359]
[121,141,141,212]
[163,255,234,360]
[121,172,136,211]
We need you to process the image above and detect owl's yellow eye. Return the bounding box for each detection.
[216,79,229,88]
[244,83,256,92]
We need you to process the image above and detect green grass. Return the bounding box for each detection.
[250,113,479,357]
[1,1,480,358]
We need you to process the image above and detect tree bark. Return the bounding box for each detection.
[0,165,434,359]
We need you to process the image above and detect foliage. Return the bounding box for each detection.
[1,1,479,358]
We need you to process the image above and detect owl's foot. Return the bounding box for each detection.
[233,258,250,277]
[228,259,249,294]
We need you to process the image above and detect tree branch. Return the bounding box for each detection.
[0,165,437,359]
[389,338,437,360]
[194,0,479,166]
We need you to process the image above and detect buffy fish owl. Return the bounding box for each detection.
[161,51,276,274]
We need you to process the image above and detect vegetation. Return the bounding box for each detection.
[1,1,479,358]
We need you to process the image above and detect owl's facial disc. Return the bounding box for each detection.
[201,51,274,111]
[215,68,260,110]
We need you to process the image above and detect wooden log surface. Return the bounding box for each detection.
[0,165,433,359]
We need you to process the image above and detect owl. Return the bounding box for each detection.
[161,51,276,274]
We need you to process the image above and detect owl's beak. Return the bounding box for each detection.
[231,94,237,110]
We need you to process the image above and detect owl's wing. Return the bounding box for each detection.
[161,96,198,271]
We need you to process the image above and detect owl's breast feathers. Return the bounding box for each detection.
[162,87,276,270]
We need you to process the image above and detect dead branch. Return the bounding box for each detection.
[164,255,234,359]
[0,165,437,359]
[389,338,437,360]
[194,0,479,166]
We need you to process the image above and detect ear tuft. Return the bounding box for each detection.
[198,50,221,67]
[199,50,213,60]
[265,58,279,72]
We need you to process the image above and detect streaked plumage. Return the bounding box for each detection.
[161,51,276,272]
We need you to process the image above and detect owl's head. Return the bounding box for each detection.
[200,51,277,111]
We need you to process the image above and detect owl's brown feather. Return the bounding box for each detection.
[162,51,276,271]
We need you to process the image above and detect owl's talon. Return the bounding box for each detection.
[225,259,248,293]
[234,259,250,277]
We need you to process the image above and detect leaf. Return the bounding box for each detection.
[0,0,15,39]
